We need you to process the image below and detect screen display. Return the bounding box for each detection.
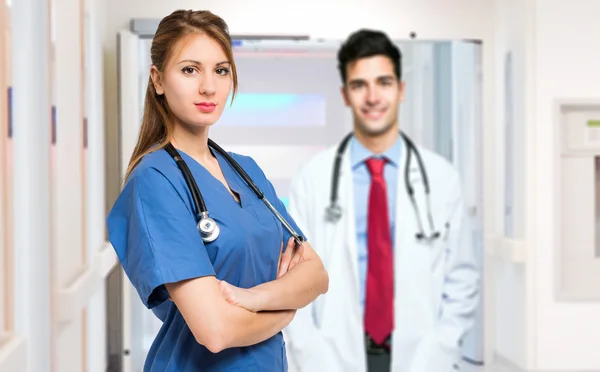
[219,93,327,127]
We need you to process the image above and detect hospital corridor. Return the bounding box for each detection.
[1,0,599,371]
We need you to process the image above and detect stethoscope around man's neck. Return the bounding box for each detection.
[163,140,305,247]
[325,131,443,242]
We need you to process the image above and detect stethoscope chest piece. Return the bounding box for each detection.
[198,215,220,243]
[325,204,342,223]
[415,230,441,242]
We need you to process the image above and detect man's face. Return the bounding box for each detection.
[341,55,405,137]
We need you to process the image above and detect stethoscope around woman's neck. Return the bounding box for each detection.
[325,131,444,242]
[163,140,305,247]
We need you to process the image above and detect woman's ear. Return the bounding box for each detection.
[150,66,164,95]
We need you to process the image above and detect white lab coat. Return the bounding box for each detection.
[283,141,480,372]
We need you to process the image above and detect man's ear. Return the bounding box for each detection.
[398,80,406,102]
[150,66,164,95]
[340,85,350,107]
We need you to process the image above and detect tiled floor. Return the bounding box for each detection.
[462,361,600,372]
[463,363,517,372]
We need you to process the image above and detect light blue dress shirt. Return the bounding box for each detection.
[349,135,402,314]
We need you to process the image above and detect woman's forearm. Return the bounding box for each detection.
[254,258,329,311]
[168,275,296,354]
[221,307,295,350]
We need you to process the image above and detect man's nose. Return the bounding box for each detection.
[366,86,379,104]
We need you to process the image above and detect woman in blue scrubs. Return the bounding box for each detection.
[107,9,329,372]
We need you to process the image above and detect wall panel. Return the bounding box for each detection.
[52,0,86,369]
[0,0,13,340]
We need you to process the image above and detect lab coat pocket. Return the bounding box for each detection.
[428,242,447,318]
[412,333,460,372]
[430,341,461,371]
[427,237,449,272]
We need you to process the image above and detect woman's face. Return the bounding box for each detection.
[151,33,232,130]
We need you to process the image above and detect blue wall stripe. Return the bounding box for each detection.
[7,86,12,138]
[51,105,57,144]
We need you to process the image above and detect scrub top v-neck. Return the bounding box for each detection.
[107,147,304,372]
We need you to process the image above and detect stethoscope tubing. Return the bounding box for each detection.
[164,141,305,246]
[325,131,441,241]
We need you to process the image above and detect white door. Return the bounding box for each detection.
[52,0,116,370]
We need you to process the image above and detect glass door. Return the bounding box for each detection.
[116,33,485,368]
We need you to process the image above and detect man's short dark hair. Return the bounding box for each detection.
[337,29,402,84]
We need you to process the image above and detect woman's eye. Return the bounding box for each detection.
[216,68,229,76]
[182,67,196,75]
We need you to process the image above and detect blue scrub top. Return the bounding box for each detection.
[107,147,304,372]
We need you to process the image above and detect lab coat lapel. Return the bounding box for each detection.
[392,141,421,338]
[339,149,360,293]
[393,141,411,279]
[318,147,366,372]
[391,143,437,371]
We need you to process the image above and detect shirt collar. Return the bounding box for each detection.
[349,134,402,169]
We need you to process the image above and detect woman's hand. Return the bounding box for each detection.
[218,280,264,313]
[218,237,306,312]
[277,237,305,278]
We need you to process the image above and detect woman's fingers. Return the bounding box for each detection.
[218,280,235,304]
[277,237,295,278]
[288,242,304,270]
[276,241,284,275]
[278,237,305,278]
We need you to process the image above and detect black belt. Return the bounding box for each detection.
[365,334,391,355]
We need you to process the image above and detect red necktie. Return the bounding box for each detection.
[364,157,394,345]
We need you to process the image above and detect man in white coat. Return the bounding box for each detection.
[283,29,480,372]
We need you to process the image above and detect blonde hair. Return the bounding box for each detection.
[124,9,238,181]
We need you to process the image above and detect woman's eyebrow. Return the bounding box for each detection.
[177,59,230,66]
